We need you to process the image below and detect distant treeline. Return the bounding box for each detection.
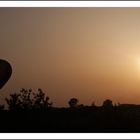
[0,88,138,111]
[0,88,140,132]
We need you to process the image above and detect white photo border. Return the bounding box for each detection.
[0,1,140,139]
[0,1,140,7]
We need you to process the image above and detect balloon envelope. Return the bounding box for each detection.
[0,59,12,89]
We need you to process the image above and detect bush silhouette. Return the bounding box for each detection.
[5,88,52,111]
[68,98,79,108]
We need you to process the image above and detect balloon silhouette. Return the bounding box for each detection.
[0,59,12,89]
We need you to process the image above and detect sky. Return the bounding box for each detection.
[1,8,140,107]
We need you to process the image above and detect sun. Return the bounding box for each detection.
[135,57,140,70]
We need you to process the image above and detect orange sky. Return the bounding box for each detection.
[1,8,140,107]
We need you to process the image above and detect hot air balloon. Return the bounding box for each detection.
[0,59,12,89]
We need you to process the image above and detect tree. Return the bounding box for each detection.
[91,101,96,107]
[68,98,79,108]
[5,93,21,111]
[102,99,113,108]
[19,88,33,110]
[5,88,52,111]
[32,88,52,110]
[0,105,4,110]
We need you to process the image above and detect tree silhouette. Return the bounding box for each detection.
[5,93,21,111]
[0,105,4,110]
[5,88,52,111]
[19,88,33,110]
[91,101,96,107]
[32,88,52,110]
[68,98,79,108]
[102,99,113,108]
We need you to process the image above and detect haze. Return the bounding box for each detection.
[1,8,140,107]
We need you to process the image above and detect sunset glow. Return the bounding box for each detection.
[1,8,140,107]
[135,57,140,71]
